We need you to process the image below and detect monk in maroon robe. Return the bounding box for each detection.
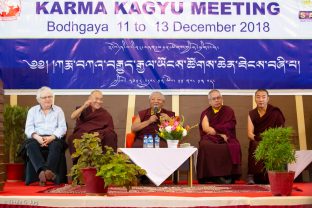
[131,92,175,148]
[197,90,242,184]
[68,90,117,156]
[247,89,285,184]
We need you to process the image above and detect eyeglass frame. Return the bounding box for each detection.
[209,96,222,101]
[40,96,53,100]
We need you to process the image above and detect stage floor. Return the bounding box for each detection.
[0,182,312,208]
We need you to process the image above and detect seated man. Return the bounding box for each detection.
[247,89,285,184]
[131,91,175,148]
[68,90,117,156]
[197,90,242,184]
[24,86,67,186]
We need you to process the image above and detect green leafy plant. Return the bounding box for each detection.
[68,132,106,185]
[69,132,146,191]
[3,105,28,163]
[96,147,146,191]
[254,127,296,171]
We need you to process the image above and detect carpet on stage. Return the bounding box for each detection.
[41,184,271,195]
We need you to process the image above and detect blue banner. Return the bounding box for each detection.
[0,39,311,89]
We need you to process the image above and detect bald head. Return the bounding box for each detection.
[89,90,103,110]
[90,90,102,97]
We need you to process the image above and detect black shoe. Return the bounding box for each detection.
[198,178,206,184]
[214,177,231,184]
[224,176,234,184]
[247,174,255,185]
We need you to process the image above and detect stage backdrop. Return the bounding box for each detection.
[0,0,311,90]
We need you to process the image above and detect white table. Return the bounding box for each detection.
[119,148,197,186]
[288,150,312,179]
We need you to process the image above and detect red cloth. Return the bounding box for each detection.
[3,181,312,197]
[248,104,285,179]
[132,108,175,148]
[197,105,242,180]
[68,106,117,154]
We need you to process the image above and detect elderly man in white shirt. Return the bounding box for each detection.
[25,86,67,186]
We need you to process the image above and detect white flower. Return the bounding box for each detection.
[165,126,172,133]
[182,129,187,137]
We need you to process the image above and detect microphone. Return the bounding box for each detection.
[153,105,159,115]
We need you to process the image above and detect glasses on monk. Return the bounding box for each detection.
[40,96,53,100]
[210,96,222,101]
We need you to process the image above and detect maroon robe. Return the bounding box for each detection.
[197,105,242,180]
[132,108,175,148]
[248,104,285,182]
[68,106,117,154]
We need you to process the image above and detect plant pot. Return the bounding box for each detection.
[81,167,108,195]
[268,171,295,196]
[6,163,24,181]
[166,140,179,148]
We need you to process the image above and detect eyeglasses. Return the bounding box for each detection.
[210,96,222,101]
[40,96,53,100]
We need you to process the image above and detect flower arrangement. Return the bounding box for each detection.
[158,116,196,140]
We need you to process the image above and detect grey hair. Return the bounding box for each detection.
[208,89,221,100]
[36,86,53,102]
[149,91,165,101]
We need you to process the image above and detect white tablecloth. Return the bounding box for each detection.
[288,150,312,179]
[119,148,197,186]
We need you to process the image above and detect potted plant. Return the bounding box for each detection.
[96,147,146,191]
[69,132,146,195]
[3,104,28,181]
[254,127,296,196]
[69,132,107,195]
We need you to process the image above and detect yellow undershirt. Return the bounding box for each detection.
[212,106,222,114]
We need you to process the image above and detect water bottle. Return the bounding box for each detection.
[154,135,160,148]
[147,135,154,148]
[143,135,148,148]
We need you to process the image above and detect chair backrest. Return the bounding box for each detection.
[125,116,136,148]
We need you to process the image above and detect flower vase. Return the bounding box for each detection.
[166,140,179,148]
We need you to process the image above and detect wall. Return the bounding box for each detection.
[3,93,312,181]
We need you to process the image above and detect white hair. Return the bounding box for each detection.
[36,86,53,102]
[149,91,165,101]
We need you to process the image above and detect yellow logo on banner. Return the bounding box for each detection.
[302,0,312,6]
